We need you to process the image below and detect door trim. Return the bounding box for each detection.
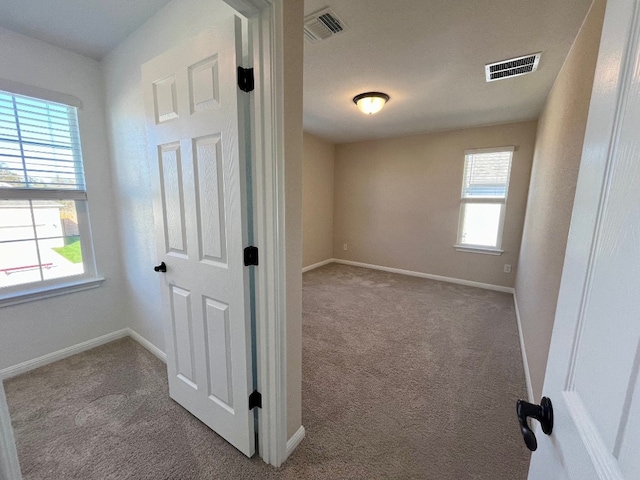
[224,0,291,467]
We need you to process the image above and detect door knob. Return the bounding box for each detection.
[516,397,553,451]
[154,262,167,273]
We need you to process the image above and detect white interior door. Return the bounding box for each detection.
[528,1,640,478]
[142,16,255,457]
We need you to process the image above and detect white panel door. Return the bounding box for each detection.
[528,1,640,478]
[142,16,254,457]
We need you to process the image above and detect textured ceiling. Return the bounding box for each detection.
[0,0,594,139]
[304,0,594,143]
[0,0,173,59]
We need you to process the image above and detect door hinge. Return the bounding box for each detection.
[244,246,259,266]
[237,67,254,92]
[249,390,262,410]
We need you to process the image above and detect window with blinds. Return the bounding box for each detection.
[0,89,96,298]
[0,91,85,198]
[456,147,514,251]
[461,150,512,199]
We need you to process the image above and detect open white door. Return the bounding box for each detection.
[528,0,640,478]
[142,16,255,457]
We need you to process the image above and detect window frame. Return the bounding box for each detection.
[454,146,514,255]
[0,83,102,307]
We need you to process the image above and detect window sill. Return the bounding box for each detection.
[0,277,105,308]
[454,245,504,255]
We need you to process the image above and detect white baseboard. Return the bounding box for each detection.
[1,328,167,380]
[333,259,515,294]
[0,328,130,379]
[302,258,334,273]
[513,293,534,402]
[285,425,305,458]
[127,328,167,363]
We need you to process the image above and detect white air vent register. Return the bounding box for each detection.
[304,8,348,43]
[485,53,541,82]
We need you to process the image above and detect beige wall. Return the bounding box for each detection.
[333,121,537,288]
[515,0,606,399]
[283,0,305,440]
[303,132,335,267]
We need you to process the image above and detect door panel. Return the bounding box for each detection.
[203,297,232,408]
[152,75,179,123]
[170,286,196,388]
[158,143,187,255]
[188,56,220,112]
[142,15,254,457]
[193,135,226,264]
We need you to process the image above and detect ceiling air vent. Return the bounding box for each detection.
[485,53,541,82]
[304,8,348,44]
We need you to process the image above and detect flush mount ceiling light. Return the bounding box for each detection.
[353,92,390,115]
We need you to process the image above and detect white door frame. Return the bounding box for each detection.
[224,0,289,467]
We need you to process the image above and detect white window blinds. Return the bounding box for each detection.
[462,148,514,199]
[0,90,86,200]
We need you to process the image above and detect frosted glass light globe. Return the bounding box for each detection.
[353,92,389,115]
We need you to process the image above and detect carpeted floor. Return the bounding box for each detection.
[4,263,530,479]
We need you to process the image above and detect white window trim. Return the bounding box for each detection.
[0,276,105,308]
[0,82,101,304]
[464,146,515,155]
[0,200,100,305]
[0,78,82,109]
[453,244,504,255]
[455,146,514,253]
[455,199,507,250]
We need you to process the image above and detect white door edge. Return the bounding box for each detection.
[225,0,292,468]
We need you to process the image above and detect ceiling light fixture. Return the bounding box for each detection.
[353,92,390,115]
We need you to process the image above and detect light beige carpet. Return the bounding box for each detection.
[5,263,530,479]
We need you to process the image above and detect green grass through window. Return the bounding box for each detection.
[53,238,83,264]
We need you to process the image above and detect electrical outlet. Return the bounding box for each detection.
[343,243,348,251]
[504,264,512,273]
